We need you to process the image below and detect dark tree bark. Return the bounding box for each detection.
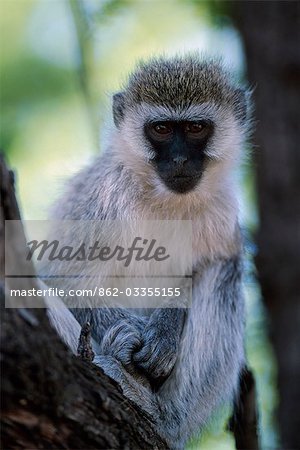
[232,2,300,448]
[1,301,168,449]
[0,155,168,450]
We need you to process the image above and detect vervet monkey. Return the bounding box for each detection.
[44,55,250,448]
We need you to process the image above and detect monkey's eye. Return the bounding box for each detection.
[152,122,173,136]
[185,122,207,135]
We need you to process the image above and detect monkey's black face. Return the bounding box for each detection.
[144,120,213,194]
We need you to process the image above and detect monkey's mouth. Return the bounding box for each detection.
[172,174,196,179]
[162,174,201,194]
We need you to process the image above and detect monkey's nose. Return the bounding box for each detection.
[173,155,188,165]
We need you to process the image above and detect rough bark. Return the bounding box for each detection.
[232,2,300,448]
[0,154,168,450]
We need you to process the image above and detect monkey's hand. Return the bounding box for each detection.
[101,316,147,368]
[133,308,186,380]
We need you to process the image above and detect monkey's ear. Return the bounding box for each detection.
[113,92,126,127]
[234,88,249,126]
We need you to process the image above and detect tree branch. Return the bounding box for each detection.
[229,367,260,450]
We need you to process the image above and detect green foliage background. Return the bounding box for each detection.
[0,1,278,448]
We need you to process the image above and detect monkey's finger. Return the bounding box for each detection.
[135,357,166,379]
[133,345,152,364]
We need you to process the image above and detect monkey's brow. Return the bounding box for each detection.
[138,102,219,123]
[146,118,214,125]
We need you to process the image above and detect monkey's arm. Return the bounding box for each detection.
[93,289,189,381]
[131,281,191,379]
[133,307,186,380]
[154,256,245,446]
[95,283,190,381]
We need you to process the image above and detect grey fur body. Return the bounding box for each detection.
[44,56,249,448]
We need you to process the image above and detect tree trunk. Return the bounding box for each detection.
[232,2,300,448]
